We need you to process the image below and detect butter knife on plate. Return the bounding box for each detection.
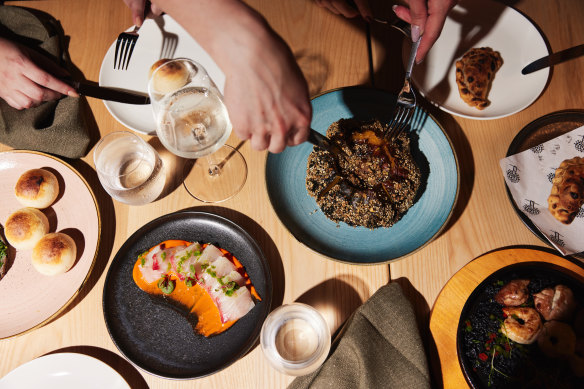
[522,44,584,75]
[66,79,151,104]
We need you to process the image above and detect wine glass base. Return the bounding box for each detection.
[183,145,247,203]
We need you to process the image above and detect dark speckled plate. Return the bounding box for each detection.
[457,262,584,388]
[102,211,272,379]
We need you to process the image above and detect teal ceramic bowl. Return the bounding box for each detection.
[265,87,459,264]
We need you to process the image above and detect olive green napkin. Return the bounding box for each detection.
[0,5,91,159]
[288,283,431,389]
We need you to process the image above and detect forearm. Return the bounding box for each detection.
[152,0,272,68]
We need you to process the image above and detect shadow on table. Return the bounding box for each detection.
[46,346,148,389]
[394,277,442,389]
[296,277,365,335]
[44,157,117,324]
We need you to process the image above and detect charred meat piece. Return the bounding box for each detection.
[533,284,577,321]
[494,279,530,306]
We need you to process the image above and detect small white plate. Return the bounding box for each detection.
[99,15,225,134]
[0,353,130,389]
[410,0,549,120]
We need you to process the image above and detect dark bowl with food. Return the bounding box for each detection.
[457,262,584,388]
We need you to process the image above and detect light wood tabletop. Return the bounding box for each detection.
[1,0,583,388]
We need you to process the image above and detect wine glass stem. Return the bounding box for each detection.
[206,155,221,176]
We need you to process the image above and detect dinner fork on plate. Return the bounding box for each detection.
[114,1,150,70]
[385,34,421,141]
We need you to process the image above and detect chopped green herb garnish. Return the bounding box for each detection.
[157,276,175,294]
[161,251,167,260]
[138,250,148,267]
[190,264,196,274]
[185,278,195,287]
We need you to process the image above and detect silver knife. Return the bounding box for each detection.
[521,44,584,75]
[68,80,151,104]
[307,128,347,158]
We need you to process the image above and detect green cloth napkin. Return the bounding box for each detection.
[0,5,91,159]
[289,283,431,389]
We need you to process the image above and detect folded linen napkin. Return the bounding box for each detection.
[288,283,431,389]
[0,5,91,159]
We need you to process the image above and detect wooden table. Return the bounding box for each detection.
[0,0,583,388]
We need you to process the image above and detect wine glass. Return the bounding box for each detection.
[148,58,247,203]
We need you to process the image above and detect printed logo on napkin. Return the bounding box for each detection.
[499,126,584,256]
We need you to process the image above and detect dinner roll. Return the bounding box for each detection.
[149,58,189,94]
[4,208,49,250]
[32,232,77,276]
[15,168,59,209]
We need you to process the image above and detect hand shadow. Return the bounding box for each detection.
[155,16,178,59]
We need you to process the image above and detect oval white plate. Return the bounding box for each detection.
[99,15,225,134]
[410,0,549,120]
[0,353,130,389]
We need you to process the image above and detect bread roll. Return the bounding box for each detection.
[32,232,77,276]
[15,168,59,209]
[149,58,189,94]
[4,208,49,250]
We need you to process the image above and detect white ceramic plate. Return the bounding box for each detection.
[409,0,549,120]
[0,353,130,389]
[99,15,225,134]
[0,151,100,339]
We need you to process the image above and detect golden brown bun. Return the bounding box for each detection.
[4,208,49,250]
[15,169,59,209]
[149,58,189,94]
[31,232,77,276]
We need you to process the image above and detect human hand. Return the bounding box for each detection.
[0,37,78,110]
[221,29,312,153]
[393,0,458,63]
[122,0,163,27]
[314,0,372,20]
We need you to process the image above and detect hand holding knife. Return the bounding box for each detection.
[63,78,150,105]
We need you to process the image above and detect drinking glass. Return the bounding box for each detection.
[148,58,247,203]
[260,303,331,376]
[93,131,165,205]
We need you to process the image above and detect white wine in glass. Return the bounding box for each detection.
[148,59,246,203]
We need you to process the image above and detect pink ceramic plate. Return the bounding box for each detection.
[0,151,100,339]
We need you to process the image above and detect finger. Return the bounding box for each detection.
[11,90,36,110]
[415,5,453,63]
[406,0,429,34]
[250,133,270,151]
[150,3,164,17]
[268,131,287,154]
[21,63,78,97]
[352,0,373,20]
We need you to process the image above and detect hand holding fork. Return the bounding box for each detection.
[115,0,156,70]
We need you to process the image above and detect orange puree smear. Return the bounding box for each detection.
[132,239,260,337]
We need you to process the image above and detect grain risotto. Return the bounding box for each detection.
[305,118,421,228]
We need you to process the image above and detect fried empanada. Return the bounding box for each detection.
[548,156,584,224]
[455,47,503,110]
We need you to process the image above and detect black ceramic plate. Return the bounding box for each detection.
[102,211,272,379]
[505,110,584,259]
[457,262,584,388]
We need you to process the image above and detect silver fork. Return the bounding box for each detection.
[114,1,150,70]
[385,36,421,141]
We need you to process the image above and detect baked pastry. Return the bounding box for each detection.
[15,168,59,209]
[149,58,190,94]
[455,47,503,110]
[4,208,49,250]
[548,156,584,224]
[32,232,77,276]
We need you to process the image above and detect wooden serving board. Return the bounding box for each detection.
[429,247,584,388]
